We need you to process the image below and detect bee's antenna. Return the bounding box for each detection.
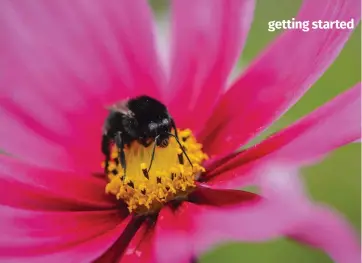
[148,135,160,173]
[166,132,193,168]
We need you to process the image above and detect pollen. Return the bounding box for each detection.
[103,129,208,214]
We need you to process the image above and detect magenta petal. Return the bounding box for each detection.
[0,108,73,170]
[288,206,361,263]
[191,165,360,262]
[191,173,304,250]
[94,216,146,263]
[200,0,361,156]
[167,0,255,130]
[249,83,361,164]
[189,183,260,206]
[155,170,302,263]
[0,0,164,169]
[154,206,195,263]
[1,217,130,263]
[0,156,117,210]
[205,84,361,188]
[119,222,156,263]
[0,205,126,261]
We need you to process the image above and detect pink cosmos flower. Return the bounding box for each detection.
[0,0,361,262]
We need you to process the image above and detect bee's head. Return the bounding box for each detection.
[147,118,171,147]
[156,134,169,148]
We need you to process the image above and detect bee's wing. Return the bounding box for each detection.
[105,99,134,117]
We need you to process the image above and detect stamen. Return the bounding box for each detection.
[113,158,119,165]
[127,181,134,188]
[141,163,149,179]
[103,129,208,214]
[177,149,184,165]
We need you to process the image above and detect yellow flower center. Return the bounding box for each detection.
[103,129,208,215]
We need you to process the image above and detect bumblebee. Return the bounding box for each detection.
[102,95,191,175]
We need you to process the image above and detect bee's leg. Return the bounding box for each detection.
[148,136,159,172]
[101,134,110,173]
[171,118,180,140]
[115,131,127,177]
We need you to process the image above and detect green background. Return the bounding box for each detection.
[152,0,361,262]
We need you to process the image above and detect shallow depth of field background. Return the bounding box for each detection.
[152,0,361,262]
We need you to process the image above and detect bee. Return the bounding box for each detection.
[102,95,192,176]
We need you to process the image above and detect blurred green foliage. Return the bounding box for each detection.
[151,0,361,262]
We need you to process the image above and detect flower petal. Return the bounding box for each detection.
[167,0,255,129]
[192,165,360,262]
[119,220,156,263]
[154,185,260,263]
[200,0,361,156]
[192,166,306,249]
[0,155,117,210]
[189,183,260,206]
[205,83,361,187]
[0,107,74,170]
[0,0,164,169]
[154,166,304,263]
[95,216,146,263]
[154,206,195,263]
[288,206,361,263]
[0,205,126,261]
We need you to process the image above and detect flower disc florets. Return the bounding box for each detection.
[104,129,208,214]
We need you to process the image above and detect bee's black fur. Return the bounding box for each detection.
[102,95,179,176]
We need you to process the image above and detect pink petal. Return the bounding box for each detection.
[0,205,127,261]
[94,216,146,262]
[2,218,131,263]
[193,165,360,262]
[44,218,131,263]
[191,166,306,250]
[288,206,361,263]
[119,221,155,263]
[167,0,255,130]
[0,107,74,170]
[0,0,164,170]
[154,206,195,263]
[200,0,361,156]
[153,185,260,263]
[0,156,117,210]
[154,168,303,263]
[205,83,361,188]
[189,183,260,206]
